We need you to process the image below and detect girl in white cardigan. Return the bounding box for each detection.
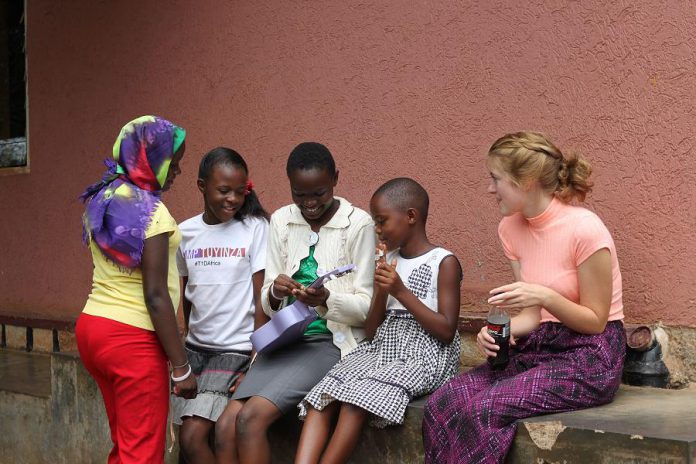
[214,142,376,464]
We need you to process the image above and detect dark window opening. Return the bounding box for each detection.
[0,0,26,169]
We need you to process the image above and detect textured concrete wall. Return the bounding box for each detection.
[0,352,179,464]
[0,1,694,325]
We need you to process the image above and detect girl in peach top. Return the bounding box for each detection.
[423,131,626,464]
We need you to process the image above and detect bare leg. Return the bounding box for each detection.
[295,402,340,464]
[215,399,245,464]
[319,404,367,464]
[180,416,216,464]
[235,396,283,464]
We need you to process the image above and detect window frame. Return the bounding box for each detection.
[0,0,28,176]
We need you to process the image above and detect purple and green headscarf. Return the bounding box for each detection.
[80,116,186,269]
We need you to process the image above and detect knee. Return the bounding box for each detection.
[217,408,236,434]
[179,423,206,458]
[459,395,501,429]
[215,408,239,450]
[425,383,452,418]
[235,404,269,439]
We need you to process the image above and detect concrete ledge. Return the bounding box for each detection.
[2,347,696,463]
[509,385,696,463]
[267,398,427,464]
[2,313,696,463]
[266,386,696,464]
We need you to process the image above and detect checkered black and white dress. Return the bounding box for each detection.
[299,247,461,428]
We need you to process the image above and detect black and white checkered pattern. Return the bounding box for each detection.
[299,248,460,428]
[407,263,432,298]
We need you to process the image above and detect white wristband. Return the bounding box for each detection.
[171,364,192,382]
[269,284,283,300]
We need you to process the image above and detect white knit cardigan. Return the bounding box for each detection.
[261,197,376,357]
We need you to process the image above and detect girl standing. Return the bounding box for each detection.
[296,177,462,464]
[76,116,197,464]
[173,147,269,464]
[214,142,376,464]
[423,131,626,464]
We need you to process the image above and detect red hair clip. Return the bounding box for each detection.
[245,180,254,196]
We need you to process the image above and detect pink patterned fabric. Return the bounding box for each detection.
[422,321,626,464]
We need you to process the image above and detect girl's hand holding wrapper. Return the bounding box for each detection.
[374,242,405,297]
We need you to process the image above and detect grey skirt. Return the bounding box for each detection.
[231,334,340,414]
[171,344,251,424]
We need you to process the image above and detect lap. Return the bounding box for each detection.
[430,356,617,426]
[232,335,340,414]
[433,322,625,415]
[172,346,250,424]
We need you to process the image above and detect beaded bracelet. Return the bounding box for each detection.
[171,364,192,383]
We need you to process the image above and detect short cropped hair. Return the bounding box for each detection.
[372,177,429,221]
[286,142,336,177]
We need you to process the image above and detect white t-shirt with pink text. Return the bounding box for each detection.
[177,214,268,351]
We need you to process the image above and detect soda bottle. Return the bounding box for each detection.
[487,306,510,369]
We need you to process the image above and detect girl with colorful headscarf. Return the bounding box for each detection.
[76,116,197,464]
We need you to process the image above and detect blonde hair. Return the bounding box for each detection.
[487,131,593,202]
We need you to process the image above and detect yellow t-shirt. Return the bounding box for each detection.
[82,202,181,331]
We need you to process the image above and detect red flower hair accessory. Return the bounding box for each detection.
[244,180,254,196]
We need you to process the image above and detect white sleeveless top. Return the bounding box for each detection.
[385,247,453,313]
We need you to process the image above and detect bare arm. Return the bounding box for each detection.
[478,259,540,357]
[142,233,196,398]
[403,255,461,344]
[376,255,461,344]
[365,244,390,339]
[544,249,611,333]
[229,270,267,394]
[507,261,541,338]
[364,289,389,339]
[181,276,191,335]
[489,249,612,335]
[252,270,269,329]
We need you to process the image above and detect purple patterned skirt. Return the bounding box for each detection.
[422,321,626,464]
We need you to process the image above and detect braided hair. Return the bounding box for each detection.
[487,131,593,202]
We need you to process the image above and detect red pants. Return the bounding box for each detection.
[76,313,169,464]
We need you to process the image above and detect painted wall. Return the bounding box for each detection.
[0,0,694,325]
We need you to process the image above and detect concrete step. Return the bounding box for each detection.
[509,385,696,463]
[269,385,696,464]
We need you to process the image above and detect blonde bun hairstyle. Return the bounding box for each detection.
[487,131,593,202]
